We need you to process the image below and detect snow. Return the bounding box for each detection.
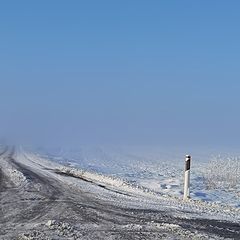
[2,146,239,238]
[0,150,26,186]
[29,145,240,221]
[33,146,240,207]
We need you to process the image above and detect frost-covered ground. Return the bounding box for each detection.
[35,145,240,208]
[1,145,240,239]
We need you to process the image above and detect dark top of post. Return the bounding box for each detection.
[185,155,191,171]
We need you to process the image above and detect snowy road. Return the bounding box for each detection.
[0,146,239,239]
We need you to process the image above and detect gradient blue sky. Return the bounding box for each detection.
[0,1,240,147]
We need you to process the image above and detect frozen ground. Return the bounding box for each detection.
[0,145,240,239]
[38,145,240,208]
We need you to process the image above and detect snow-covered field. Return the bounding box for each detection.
[35,145,240,208]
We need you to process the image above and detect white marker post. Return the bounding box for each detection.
[183,155,191,200]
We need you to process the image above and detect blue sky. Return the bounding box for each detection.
[0,1,240,147]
